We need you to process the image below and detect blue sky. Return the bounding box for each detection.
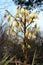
[0,0,43,31]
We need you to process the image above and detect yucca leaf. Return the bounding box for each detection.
[0,55,9,65]
[4,56,14,65]
[32,48,37,65]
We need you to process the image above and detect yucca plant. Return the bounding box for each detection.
[4,5,39,65]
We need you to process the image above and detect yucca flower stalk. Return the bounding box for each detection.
[4,5,38,65]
